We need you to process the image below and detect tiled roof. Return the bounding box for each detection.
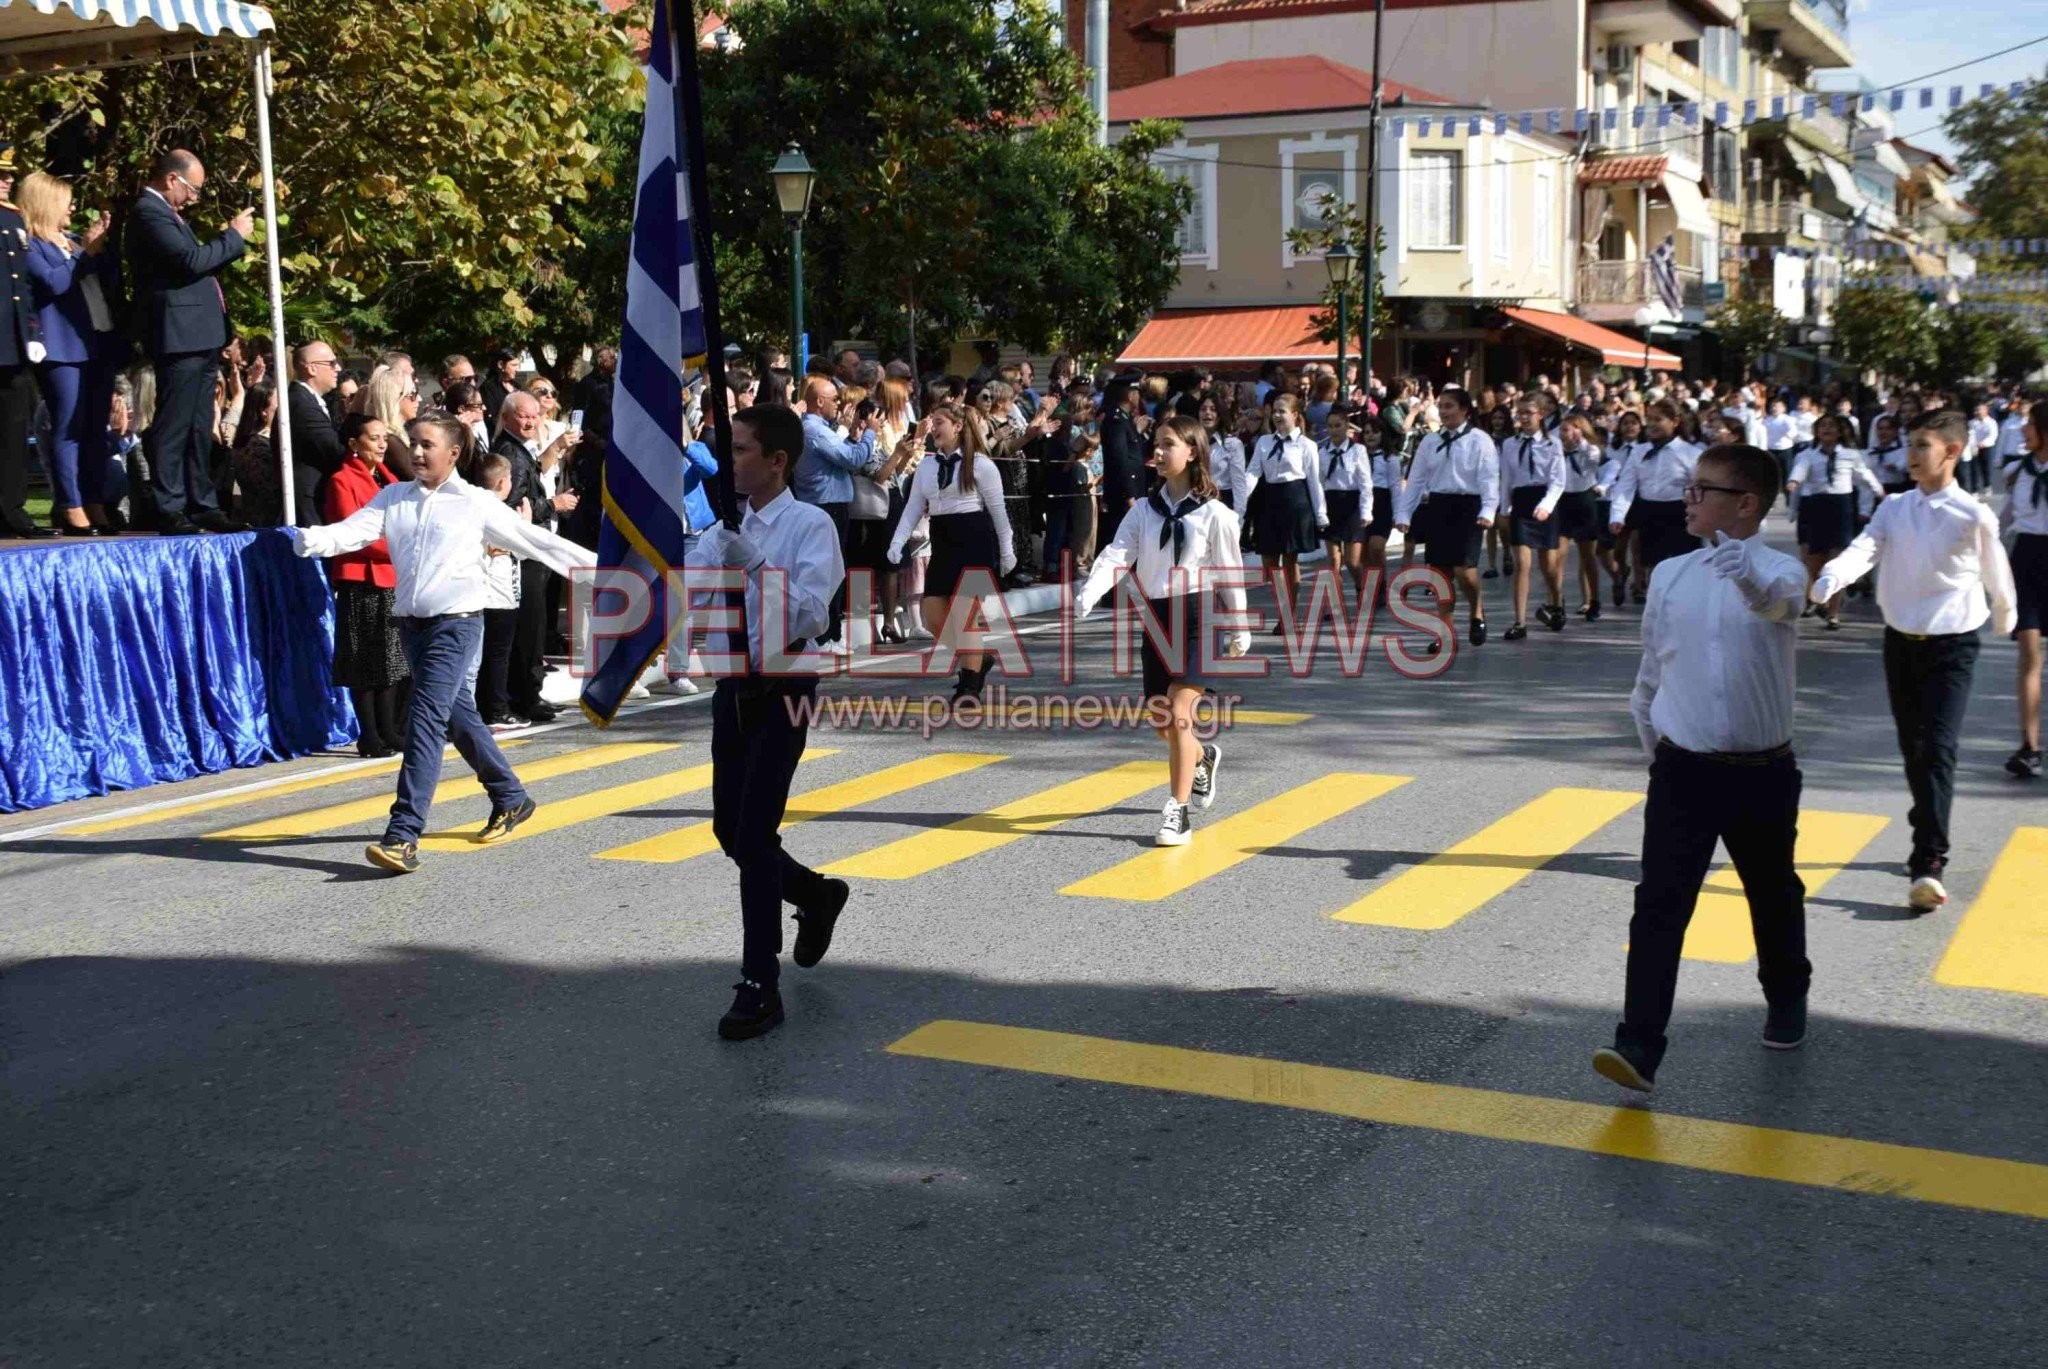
[1144,0,1499,30]
[1579,155,1669,186]
[1109,56,1457,123]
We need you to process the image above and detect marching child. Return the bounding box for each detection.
[2006,399,2047,779]
[1866,413,1910,497]
[1557,415,1608,621]
[1077,415,1250,848]
[1812,410,2017,910]
[1498,397,1567,639]
[1784,414,1884,630]
[1242,393,1327,633]
[1607,399,1704,597]
[1363,418,1398,610]
[1394,386,1499,652]
[1318,406,1375,608]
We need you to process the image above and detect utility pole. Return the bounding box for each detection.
[1089,0,1109,146]
[1359,0,1386,383]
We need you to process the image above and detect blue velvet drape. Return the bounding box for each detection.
[0,531,355,812]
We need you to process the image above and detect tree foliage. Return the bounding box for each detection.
[1925,307,2003,386]
[1988,312,2048,381]
[1284,204,1387,357]
[1943,71,2048,242]
[1709,295,1787,375]
[1830,283,1937,385]
[699,0,1187,360]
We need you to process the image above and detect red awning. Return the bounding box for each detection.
[1501,306,1683,371]
[1116,305,1334,367]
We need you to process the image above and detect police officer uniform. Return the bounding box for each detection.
[0,141,51,539]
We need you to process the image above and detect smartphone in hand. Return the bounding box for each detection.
[569,409,585,432]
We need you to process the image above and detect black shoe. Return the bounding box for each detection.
[517,701,560,724]
[364,840,419,874]
[478,795,537,844]
[1592,1041,1655,1092]
[1611,582,1626,607]
[1468,616,1487,646]
[357,737,395,760]
[192,511,250,533]
[718,979,785,1040]
[1583,601,1602,622]
[1762,998,1807,1051]
[158,514,201,536]
[1543,603,1566,632]
[1631,586,1646,605]
[1824,615,1841,631]
[1190,742,1222,810]
[792,878,850,968]
[2005,746,2041,780]
[59,522,103,537]
[1504,623,1528,641]
[1482,567,1500,580]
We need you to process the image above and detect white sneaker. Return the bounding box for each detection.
[1189,743,1222,810]
[1908,875,1948,910]
[488,717,531,735]
[908,620,935,640]
[1155,798,1192,847]
[649,675,699,696]
[824,638,852,658]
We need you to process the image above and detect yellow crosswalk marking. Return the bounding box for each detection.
[1230,710,1311,726]
[822,760,1168,880]
[1331,787,1641,929]
[206,742,671,841]
[1935,826,2048,996]
[1061,773,1409,903]
[888,1020,2048,1222]
[594,752,1004,865]
[418,748,839,852]
[1682,812,1890,963]
[68,741,530,837]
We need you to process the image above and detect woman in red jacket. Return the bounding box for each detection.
[324,413,412,757]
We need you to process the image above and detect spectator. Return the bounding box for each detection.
[440,377,488,456]
[491,390,577,721]
[438,353,476,394]
[20,170,121,536]
[472,449,527,730]
[834,347,862,386]
[796,374,881,650]
[361,367,421,481]
[480,348,518,418]
[1096,380,1147,544]
[228,381,280,527]
[281,340,346,526]
[323,412,411,758]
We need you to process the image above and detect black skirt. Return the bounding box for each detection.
[1138,593,1223,701]
[1795,491,1856,555]
[1554,489,1601,543]
[924,510,1000,597]
[1508,485,1560,550]
[1595,497,1617,550]
[2012,533,2048,634]
[1255,477,1321,556]
[1416,492,1483,570]
[1366,486,1395,541]
[847,516,894,574]
[1631,498,1697,568]
[1324,488,1367,543]
[332,582,409,690]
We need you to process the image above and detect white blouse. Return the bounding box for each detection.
[1209,432,1249,506]
[1244,431,1328,524]
[1320,439,1371,492]
[1608,438,1705,523]
[1561,440,1605,494]
[1498,432,1567,515]
[1395,425,1501,525]
[1786,444,1885,499]
[887,448,1016,571]
[1077,493,1249,610]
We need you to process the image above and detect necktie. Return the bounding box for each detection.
[2026,454,2048,507]
[935,452,961,490]
[1150,489,1207,564]
[1824,446,1841,487]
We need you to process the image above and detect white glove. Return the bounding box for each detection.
[1000,552,1017,576]
[285,526,312,557]
[1074,587,1099,621]
[1704,532,1770,610]
[697,525,765,574]
[1810,572,1842,604]
[1226,630,1251,658]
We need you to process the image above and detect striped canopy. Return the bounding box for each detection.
[0,0,274,75]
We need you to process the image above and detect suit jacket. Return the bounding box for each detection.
[124,189,242,359]
[491,428,553,530]
[1097,407,1148,503]
[0,205,44,366]
[280,380,345,525]
[25,237,123,364]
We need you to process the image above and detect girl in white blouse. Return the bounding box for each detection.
[1784,414,1885,629]
[887,402,1016,699]
[1318,406,1374,609]
[1200,394,1247,513]
[1242,394,1327,633]
[1077,415,1251,848]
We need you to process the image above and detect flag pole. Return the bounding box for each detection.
[673,0,739,532]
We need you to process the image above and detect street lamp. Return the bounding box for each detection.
[1325,238,1358,398]
[771,143,817,370]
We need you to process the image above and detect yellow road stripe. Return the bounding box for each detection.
[1229,710,1311,726]
[594,752,1005,865]
[1061,773,1409,903]
[888,1020,2048,1222]
[418,748,839,852]
[822,760,1168,880]
[207,743,671,841]
[69,741,531,837]
[1331,788,1641,929]
[1683,812,1890,963]
[1935,826,2048,996]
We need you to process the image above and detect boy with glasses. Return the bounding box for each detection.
[1596,444,1810,1092]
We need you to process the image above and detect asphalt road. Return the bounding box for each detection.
[5,531,2046,1368]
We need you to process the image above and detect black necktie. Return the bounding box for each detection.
[1823,446,1841,486]
[2026,454,2048,507]
[1639,440,1668,464]
[935,453,961,490]
[1150,489,1207,564]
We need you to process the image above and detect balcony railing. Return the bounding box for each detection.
[1578,260,1705,308]
[1741,201,1849,244]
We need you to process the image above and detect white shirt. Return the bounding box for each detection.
[1244,432,1329,525]
[1498,431,1566,515]
[1077,492,1249,611]
[1817,484,2018,637]
[2007,455,2048,536]
[1560,439,1604,495]
[1209,432,1249,507]
[1396,425,1501,525]
[688,488,843,668]
[1320,439,1371,492]
[1630,533,1805,756]
[1866,440,1910,486]
[291,473,592,618]
[1997,414,2029,460]
[1967,416,1999,457]
[1786,444,1885,499]
[887,448,1016,571]
[1762,413,1796,450]
[1607,437,1704,524]
[1368,447,1400,491]
[1792,410,1817,444]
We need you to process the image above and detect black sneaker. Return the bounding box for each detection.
[1592,1041,1655,1092]
[792,878,850,969]
[718,979,785,1040]
[1469,616,1488,646]
[478,796,537,844]
[2006,746,2043,780]
[1544,603,1566,632]
[364,840,419,874]
[1611,581,1626,607]
[1190,742,1222,810]
[1155,798,1192,847]
[1482,567,1500,580]
[1504,623,1528,641]
[518,701,561,724]
[1762,998,1807,1051]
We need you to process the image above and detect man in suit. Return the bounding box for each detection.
[279,339,345,525]
[492,389,577,722]
[479,349,517,422]
[1096,380,1148,545]
[125,148,251,534]
[0,141,51,539]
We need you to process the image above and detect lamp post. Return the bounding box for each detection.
[770,143,817,372]
[1325,238,1358,397]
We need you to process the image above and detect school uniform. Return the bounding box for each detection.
[1319,438,1373,544]
[1965,415,1999,492]
[887,448,1016,596]
[1787,444,1884,556]
[1396,424,1501,571]
[1243,431,1326,556]
[1608,437,1705,570]
[1618,532,1811,1080]
[1554,438,1604,543]
[1366,448,1399,542]
[1816,485,2018,879]
[1208,432,1249,512]
[1762,413,1797,479]
[2010,454,2048,635]
[1593,450,1622,551]
[1077,490,1249,700]
[1499,431,1566,551]
[1867,439,1911,497]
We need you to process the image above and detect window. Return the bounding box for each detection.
[1408,150,1463,249]
[1533,168,1554,269]
[1700,27,1742,90]
[1152,143,1219,272]
[1490,155,1510,261]
[1707,126,1741,202]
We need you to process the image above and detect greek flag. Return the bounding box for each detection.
[581,0,714,725]
[1648,234,1681,316]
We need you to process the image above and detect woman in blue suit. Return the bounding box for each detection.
[21,171,123,536]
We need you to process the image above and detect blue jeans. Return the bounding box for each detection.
[387,613,528,845]
[38,359,117,509]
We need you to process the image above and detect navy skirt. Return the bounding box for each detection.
[1416,492,1484,570]
[2013,533,2048,634]
[1255,478,1321,556]
[1366,486,1395,541]
[925,510,1000,597]
[1554,489,1601,543]
[1508,485,1560,550]
[1324,488,1368,543]
[1795,491,1856,556]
